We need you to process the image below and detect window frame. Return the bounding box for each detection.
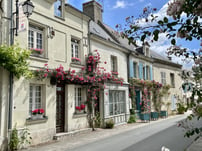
[111,55,118,72]
[170,73,175,88]
[133,62,138,78]
[29,84,43,116]
[161,72,166,85]
[108,90,126,116]
[74,86,86,114]
[28,25,45,57]
[54,0,65,18]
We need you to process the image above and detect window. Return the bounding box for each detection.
[170,73,175,88]
[143,66,145,80]
[71,39,80,60]
[54,0,64,18]
[146,65,150,80]
[161,72,166,85]
[133,62,137,78]
[109,91,125,116]
[111,56,117,72]
[75,87,85,114]
[28,25,44,57]
[29,85,42,116]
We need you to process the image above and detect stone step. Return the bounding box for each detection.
[53,128,92,141]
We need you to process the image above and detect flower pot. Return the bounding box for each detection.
[140,113,150,122]
[151,112,159,120]
[160,110,167,118]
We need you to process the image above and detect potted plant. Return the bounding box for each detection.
[75,104,86,114]
[151,111,159,120]
[32,108,44,119]
[71,57,81,64]
[30,48,43,56]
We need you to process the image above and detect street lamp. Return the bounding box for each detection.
[13,0,34,36]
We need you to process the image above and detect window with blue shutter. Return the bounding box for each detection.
[139,63,143,79]
[129,60,134,78]
[150,65,153,80]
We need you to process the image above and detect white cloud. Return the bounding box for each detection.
[113,0,134,9]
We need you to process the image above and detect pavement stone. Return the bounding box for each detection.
[186,136,202,151]
[20,113,199,151]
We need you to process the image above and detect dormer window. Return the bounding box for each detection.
[54,0,64,18]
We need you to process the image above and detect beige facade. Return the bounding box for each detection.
[153,60,183,114]
[8,0,90,146]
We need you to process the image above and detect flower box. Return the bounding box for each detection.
[151,112,159,120]
[32,108,44,120]
[30,48,43,56]
[160,110,167,118]
[31,114,43,120]
[140,113,150,122]
[71,57,81,64]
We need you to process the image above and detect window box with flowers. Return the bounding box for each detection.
[30,48,44,57]
[71,57,81,64]
[31,108,45,120]
[75,104,86,114]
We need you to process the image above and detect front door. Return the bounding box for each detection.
[56,84,65,133]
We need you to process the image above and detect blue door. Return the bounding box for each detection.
[135,90,141,111]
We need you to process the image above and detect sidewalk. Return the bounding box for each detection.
[186,136,202,151]
[20,114,195,151]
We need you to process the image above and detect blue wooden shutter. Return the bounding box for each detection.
[129,60,134,78]
[150,65,153,80]
[139,63,143,79]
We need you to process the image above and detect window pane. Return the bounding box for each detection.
[37,32,43,49]
[28,30,34,49]
[54,0,62,17]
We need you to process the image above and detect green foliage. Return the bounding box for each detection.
[9,125,32,150]
[128,114,136,123]
[105,119,114,129]
[176,102,186,114]
[94,112,101,128]
[9,125,19,151]
[0,44,32,78]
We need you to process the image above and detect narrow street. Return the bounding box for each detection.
[67,115,200,151]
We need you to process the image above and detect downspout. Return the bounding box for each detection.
[88,19,92,53]
[126,50,131,122]
[8,0,14,130]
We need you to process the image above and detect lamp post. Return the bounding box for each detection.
[8,0,34,130]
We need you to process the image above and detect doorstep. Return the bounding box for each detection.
[53,128,92,141]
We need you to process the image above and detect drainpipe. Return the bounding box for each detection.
[8,0,14,130]
[87,19,92,53]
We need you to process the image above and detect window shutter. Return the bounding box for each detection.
[139,63,143,79]
[150,65,153,80]
[144,64,147,80]
[130,60,134,78]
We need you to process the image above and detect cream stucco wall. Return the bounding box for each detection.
[9,0,90,146]
[153,63,183,114]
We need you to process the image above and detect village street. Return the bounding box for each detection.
[22,113,201,151]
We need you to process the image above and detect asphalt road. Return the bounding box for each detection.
[68,116,201,151]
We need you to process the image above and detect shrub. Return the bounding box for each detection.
[94,112,101,128]
[176,102,185,114]
[105,119,114,129]
[130,109,135,114]
[128,115,136,123]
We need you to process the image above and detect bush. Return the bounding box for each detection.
[105,119,114,129]
[130,109,135,114]
[128,115,136,123]
[94,112,101,128]
[176,102,185,114]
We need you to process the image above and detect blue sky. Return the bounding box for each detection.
[67,0,200,69]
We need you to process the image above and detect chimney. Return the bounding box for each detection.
[83,0,103,23]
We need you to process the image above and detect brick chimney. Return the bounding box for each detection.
[83,0,103,23]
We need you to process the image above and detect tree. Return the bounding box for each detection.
[117,0,201,137]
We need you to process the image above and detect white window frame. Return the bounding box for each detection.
[29,84,43,116]
[28,25,44,57]
[71,39,80,59]
[75,87,85,114]
[133,62,138,78]
[54,0,64,18]
[111,55,118,72]
[161,72,166,85]
[109,91,125,116]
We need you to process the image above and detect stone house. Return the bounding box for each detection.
[151,50,183,114]
[83,1,130,125]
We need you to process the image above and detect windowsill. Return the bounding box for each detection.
[54,15,65,21]
[73,113,87,118]
[70,63,85,68]
[30,55,49,62]
[26,116,48,125]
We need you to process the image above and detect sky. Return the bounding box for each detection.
[67,0,200,69]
